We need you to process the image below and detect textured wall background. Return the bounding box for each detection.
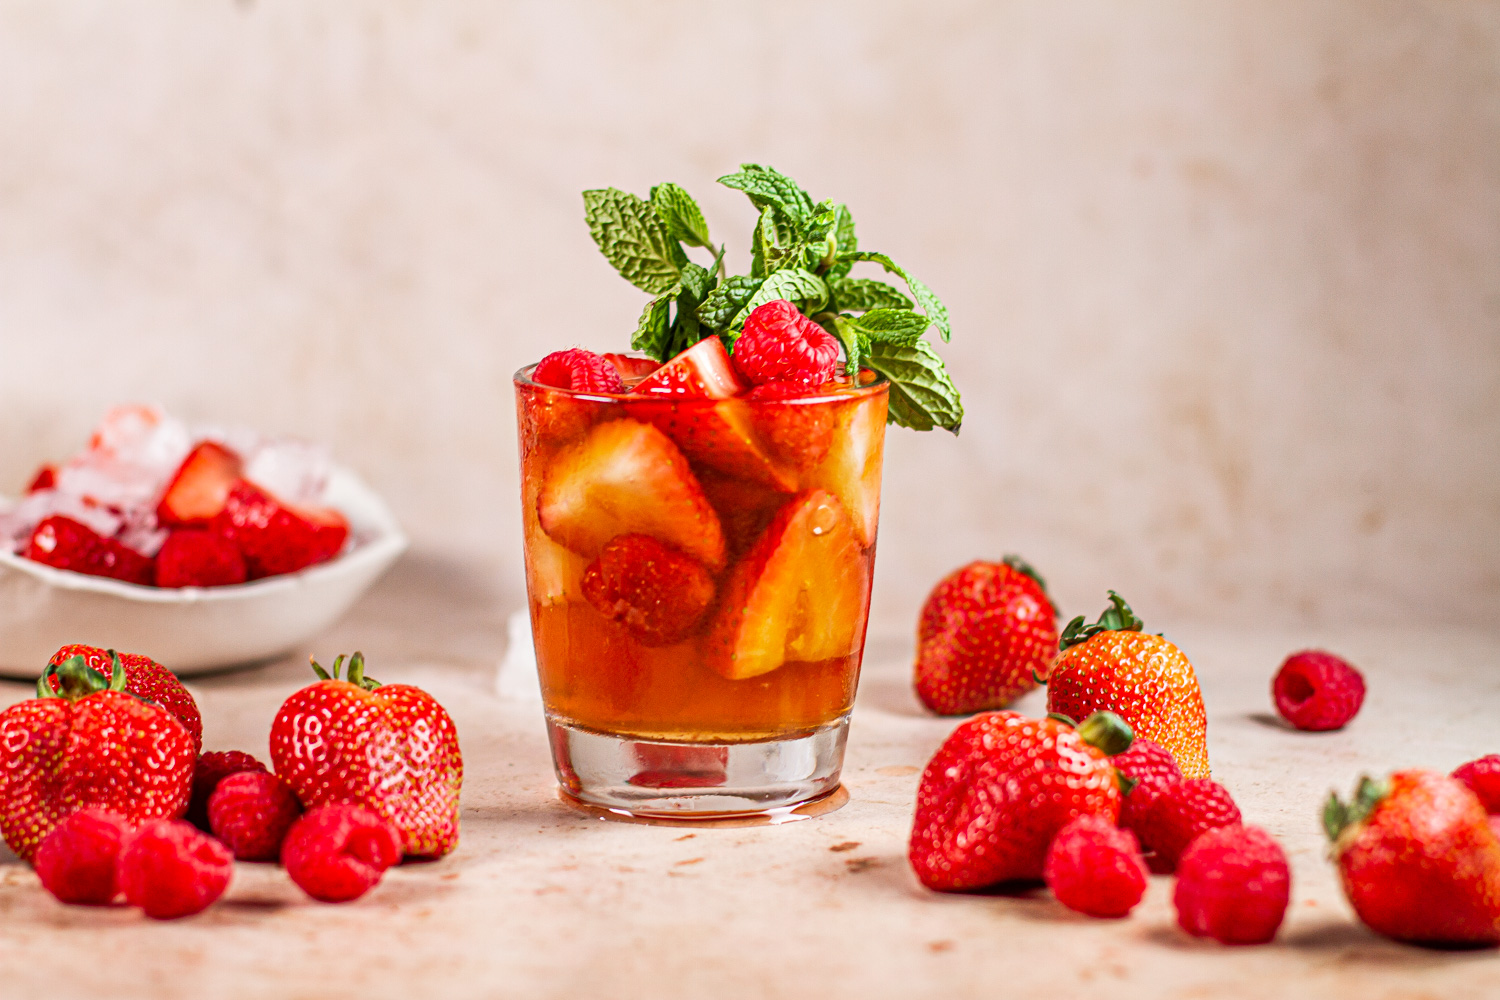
[1,0,1497,637]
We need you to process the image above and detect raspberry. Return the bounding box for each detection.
[282,804,402,903]
[1174,824,1291,944]
[731,300,840,387]
[1138,778,1242,874]
[1043,815,1149,918]
[1272,650,1365,731]
[534,348,626,393]
[33,809,133,905]
[208,771,303,861]
[118,819,234,919]
[155,528,248,588]
[187,751,269,831]
[1453,755,1500,814]
[1111,738,1184,835]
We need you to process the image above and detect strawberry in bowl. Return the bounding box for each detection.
[515,165,962,818]
[0,406,406,675]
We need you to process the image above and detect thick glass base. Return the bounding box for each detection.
[546,716,850,819]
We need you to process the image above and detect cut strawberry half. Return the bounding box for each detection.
[799,393,887,547]
[703,490,868,680]
[603,353,661,384]
[537,419,727,572]
[155,528,248,588]
[627,398,796,490]
[580,534,716,646]
[157,442,244,527]
[26,465,57,493]
[698,471,793,559]
[25,515,155,586]
[632,336,747,398]
[212,481,349,579]
[746,383,836,471]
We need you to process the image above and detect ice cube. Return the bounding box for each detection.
[245,439,332,507]
[0,489,123,554]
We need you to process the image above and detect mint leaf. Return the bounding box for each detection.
[698,274,760,329]
[756,205,801,275]
[831,277,912,312]
[678,262,713,300]
[864,339,963,433]
[718,164,814,221]
[836,250,951,341]
[584,188,686,294]
[843,307,931,345]
[650,183,712,249]
[829,315,870,378]
[827,204,858,280]
[632,291,674,359]
[732,268,829,326]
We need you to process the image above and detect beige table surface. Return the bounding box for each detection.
[1,560,1498,1000]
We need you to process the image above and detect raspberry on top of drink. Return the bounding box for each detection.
[516,165,962,741]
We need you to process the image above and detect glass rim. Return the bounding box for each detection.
[513,356,890,405]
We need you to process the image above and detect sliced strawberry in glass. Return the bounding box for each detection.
[536,419,726,572]
[632,336,746,398]
[745,383,835,471]
[799,393,887,547]
[157,442,244,527]
[703,490,868,680]
[603,353,661,385]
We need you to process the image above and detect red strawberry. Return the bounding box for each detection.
[632,335,747,398]
[1174,825,1291,945]
[914,556,1059,716]
[1272,650,1365,731]
[1045,592,1210,778]
[534,348,627,393]
[213,480,349,578]
[270,652,463,858]
[47,644,203,754]
[1044,814,1149,918]
[1327,771,1500,946]
[209,770,303,861]
[731,300,840,387]
[26,465,57,493]
[25,515,155,586]
[156,441,244,527]
[187,750,269,831]
[797,390,887,547]
[1138,778,1243,874]
[603,353,661,383]
[703,490,868,680]
[0,656,194,861]
[744,381,835,471]
[697,471,792,558]
[1111,737,1184,836]
[1454,756,1500,814]
[537,418,727,572]
[118,819,233,919]
[282,803,402,903]
[580,534,716,646]
[155,528,248,588]
[909,710,1132,891]
[33,808,134,905]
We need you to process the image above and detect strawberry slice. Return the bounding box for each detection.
[698,471,791,559]
[746,382,835,471]
[580,534,716,646]
[800,392,887,547]
[631,336,746,398]
[25,465,57,493]
[703,490,868,680]
[537,419,726,572]
[157,442,244,527]
[25,515,155,586]
[155,528,249,588]
[212,481,349,579]
[603,353,661,384]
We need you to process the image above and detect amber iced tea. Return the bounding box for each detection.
[516,356,887,809]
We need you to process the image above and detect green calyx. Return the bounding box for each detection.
[1052,710,1135,758]
[1323,775,1390,842]
[310,651,381,691]
[1058,591,1145,652]
[36,651,128,701]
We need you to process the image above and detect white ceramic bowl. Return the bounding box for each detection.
[0,466,407,677]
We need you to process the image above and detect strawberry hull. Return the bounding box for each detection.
[515,364,887,745]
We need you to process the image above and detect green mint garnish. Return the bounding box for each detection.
[583,164,963,433]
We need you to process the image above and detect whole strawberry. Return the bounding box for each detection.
[1326,771,1500,946]
[909,710,1132,891]
[914,556,1059,716]
[1452,756,1500,814]
[1045,592,1209,778]
[270,652,463,858]
[47,644,203,754]
[0,656,194,861]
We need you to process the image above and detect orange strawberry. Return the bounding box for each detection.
[914,556,1058,715]
[1044,592,1209,779]
[1326,771,1500,946]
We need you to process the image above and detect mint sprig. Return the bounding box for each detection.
[583,164,963,433]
